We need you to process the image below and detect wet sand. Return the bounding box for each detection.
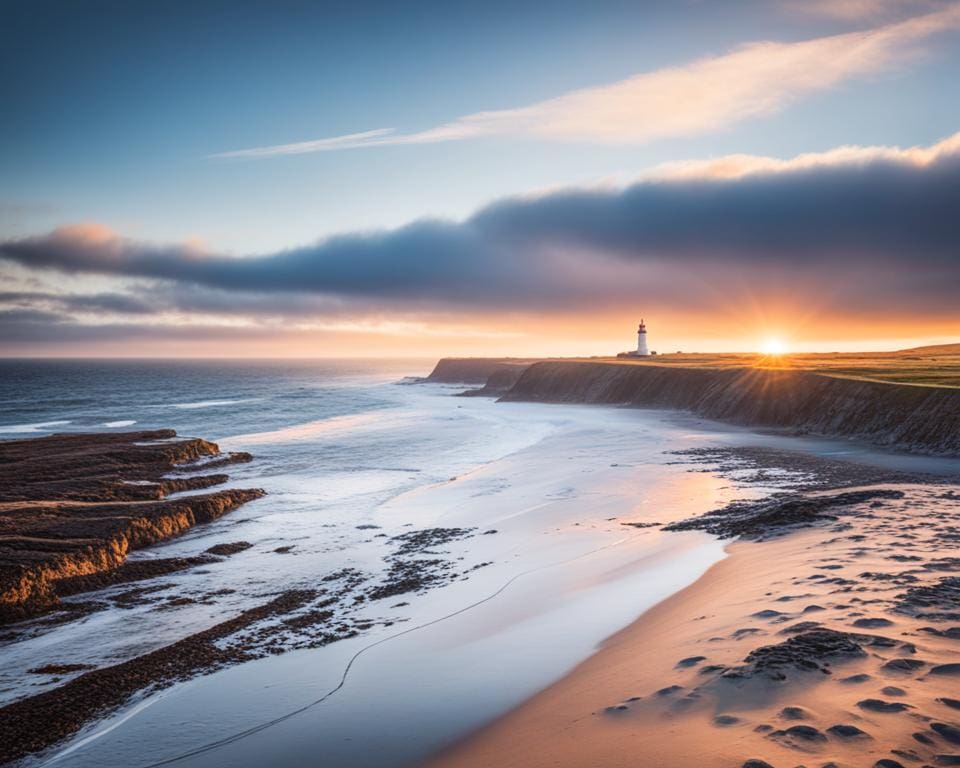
[431,483,960,768]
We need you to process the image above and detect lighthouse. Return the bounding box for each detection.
[636,319,650,356]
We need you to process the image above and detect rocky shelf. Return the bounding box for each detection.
[0,430,264,624]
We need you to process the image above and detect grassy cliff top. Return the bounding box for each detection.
[561,345,960,388]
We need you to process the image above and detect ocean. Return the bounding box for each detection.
[2,359,757,767]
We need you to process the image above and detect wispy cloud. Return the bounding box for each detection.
[213,7,960,159]
[787,0,949,21]
[213,128,397,159]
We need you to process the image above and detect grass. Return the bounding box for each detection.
[583,344,960,389]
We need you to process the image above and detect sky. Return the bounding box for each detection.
[1,0,959,357]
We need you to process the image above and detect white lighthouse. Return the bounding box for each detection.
[635,318,650,356]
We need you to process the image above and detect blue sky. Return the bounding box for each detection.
[4,0,958,251]
[1,0,959,355]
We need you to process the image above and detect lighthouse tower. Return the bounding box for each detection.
[636,319,650,356]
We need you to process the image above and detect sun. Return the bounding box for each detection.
[760,338,787,356]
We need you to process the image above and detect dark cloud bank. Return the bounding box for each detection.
[1,138,959,344]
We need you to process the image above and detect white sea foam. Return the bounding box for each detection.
[0,419,71,434]
[225,411,391,446]
[171,399,257,410]
[103,420,137,428]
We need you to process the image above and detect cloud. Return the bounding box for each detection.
[3,131,960,336]
[213,7,960,158]
[646,130,960,179]
[0,290,155,315]
[212,128,397,159]
[787,0,949,21]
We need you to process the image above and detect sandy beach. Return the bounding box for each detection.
[431,479,960,768]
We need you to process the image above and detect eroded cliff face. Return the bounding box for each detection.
[425,358,537,384]
[499,361,960,455]
[0,431,263,623]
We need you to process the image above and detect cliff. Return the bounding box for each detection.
[498,361,960,456]
[425,357,539,384]
[0,430,264,623]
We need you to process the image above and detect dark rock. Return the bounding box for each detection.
[874,761,906,768]
[932,724,960,745]
[666,489,906,539]
[742,761,776,768]
[778,621,822,635]
[938,698,960,710]
[769,725,826,741]
[753,610,787,619]
[655,684,684,696]
[725,629,867,681]
[676,655,707,667]
[603,705,629,714]
[882,658,926,673]
[839,673,872,683]
[27,663,94,675]
[930,663,960,676]
[700,664,728,675]
[919,627,960,640]
[715,714,740,726]
[827,724,870,739]
[854,618,894,628]
[367,558,453,600]
[779,706,809,720]
[894,577,960,620]
[388,527,476,556]
[882,686,906,696]
[204,541,253,556]
[857,699,911,713]
[890,750,920,763]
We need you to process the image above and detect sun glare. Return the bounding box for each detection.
[760,338,787,356]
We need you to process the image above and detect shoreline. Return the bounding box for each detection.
[6,385,960,767]
[427,356,960,457]
[10,401,744,768]
[429,481,960,768]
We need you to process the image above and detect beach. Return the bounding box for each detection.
[2,359,960,767]
[431,479,960,767]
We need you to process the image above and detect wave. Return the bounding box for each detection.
[171,399,258,410]
[225,411,390,446]
[0,420,72,434]
[103,420,137,428]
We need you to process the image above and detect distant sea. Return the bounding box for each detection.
[0,358,430,441]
